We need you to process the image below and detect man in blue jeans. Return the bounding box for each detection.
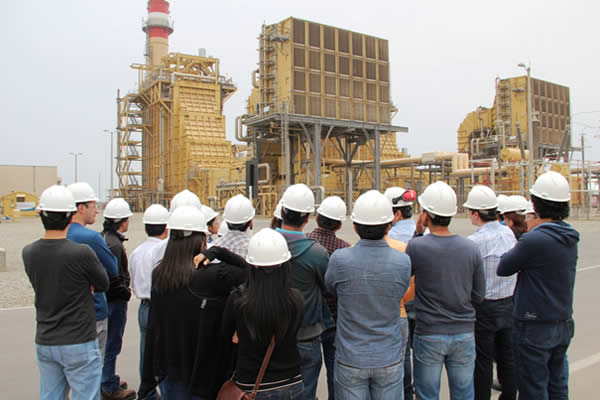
[101,198,136,400]
[498,171,578,400]
[326,190,411,400]
[24,185,109,400]
[406,181,485,400]
[277,184,330,400]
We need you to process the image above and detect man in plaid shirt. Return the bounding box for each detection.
[211,194,255,258]
[307,196,349,400]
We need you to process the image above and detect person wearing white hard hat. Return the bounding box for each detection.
[495,194,510,225]
[212,194,255,258]
[277,183,329,400]
[325,190,411,400]
[140,206,249,399]
[129,204,170,400]
[270,201,283,229]
[464,185,517,400]
[306,196,350,400]
[501,195,529,239]
[100,198,136,400]
[169,189,202,212]
[67,182,118,364]
[200,204,220,244]
[384,186,419,243]
[498,171,579,399]
[522,201,541,232]
[407,181,485,400]
[214,228,305,399]
[24,185,109,400]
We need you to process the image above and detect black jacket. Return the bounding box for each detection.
[102,229,132,303]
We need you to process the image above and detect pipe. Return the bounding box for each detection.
[258,163,270,184]
[252,69,259,88]
[310,186,326,204]
[206,196,217,209]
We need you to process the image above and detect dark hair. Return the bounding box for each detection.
[316,214,341,231]
[354,222,390,240]
[496,211,504,222]
[532,195,569,221]
[503,212,528,237]
[393,205,412,219]
[237,262,303,345]
[75,201,92,211]
[145,224,166,237]
[152,230,206,293]
[270,217,282,229]
[427,212,452,227]
[282,208,310,228]
[103,217,127,232]
[227,221,252,232]
[207,217,217,228]
[40,211,73,231]
[472,208,497,222]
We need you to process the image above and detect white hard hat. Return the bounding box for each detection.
[169,189,202,213]
[200,204,219,223]
[143,204,169,224]
[167,205,209,233]
[317,196,347,221]
[522,201,535,215]
[463,185,499,210]
[496,195,510,214]
[223,194,255,224]
[418,181,457,217]
[273,201,283,219]
[502,195,529,214]
[530,171,570,202]
[103,198,133,219]
[351,190,394,225]
[280,184,315,213]
[38,185,77,212]
[217,221,229,237]
[246,228,292,267]
[384,187,413,207]
[67,182,99,203]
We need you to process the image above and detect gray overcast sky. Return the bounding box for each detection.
[2,0,599,198]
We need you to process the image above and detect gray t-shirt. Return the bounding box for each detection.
[406,234,485,335]
[23,239,109,345]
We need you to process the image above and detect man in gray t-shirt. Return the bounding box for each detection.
[406,181,485,400]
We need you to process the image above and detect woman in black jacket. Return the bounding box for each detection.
[218,228,305,400]
[139,206,248,400]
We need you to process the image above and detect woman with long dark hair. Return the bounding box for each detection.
[220,228,304,400]
[139,205,248,400]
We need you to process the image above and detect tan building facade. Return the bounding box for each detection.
[0,165,59,197]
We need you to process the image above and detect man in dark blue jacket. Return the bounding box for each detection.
[498,171,579,400]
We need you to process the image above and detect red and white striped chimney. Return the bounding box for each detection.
[142,0,173,66]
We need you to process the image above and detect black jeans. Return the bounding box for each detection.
[474,297,516,400]
[403,317,415,399]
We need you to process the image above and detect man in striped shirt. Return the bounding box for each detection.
[465,185,517,400]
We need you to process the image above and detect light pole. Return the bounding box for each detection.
[518,62,534,190]
[69,152,83,182]
[103,129,115,197]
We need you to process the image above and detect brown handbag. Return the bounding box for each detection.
[217,337,276,400]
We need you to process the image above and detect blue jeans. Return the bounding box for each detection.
[321,328,336,400]
[162,376,203,400]
[403,318,415,399]
[512,319,574,400]
[334,360,404,400]
[413,332,476,400]
[36,339,102,400]
[254,381,304,400]
[297,337,322,400]
[102,300,128,392]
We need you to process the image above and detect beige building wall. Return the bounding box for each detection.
[0,165,59,197]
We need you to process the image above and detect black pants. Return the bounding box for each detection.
[474,297,516,400]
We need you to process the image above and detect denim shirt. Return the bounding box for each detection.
[325,239,411,368]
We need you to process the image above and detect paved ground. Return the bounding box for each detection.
[1,214,598,398]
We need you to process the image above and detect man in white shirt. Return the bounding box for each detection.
[129,204,169,400]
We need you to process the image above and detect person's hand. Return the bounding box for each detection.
[232,331,239,344]
[193,253,211,269]
[90,285,95,295]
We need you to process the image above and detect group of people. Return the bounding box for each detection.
[22,170,578,400]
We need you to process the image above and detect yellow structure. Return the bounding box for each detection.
[0,191,38,219]
[458,76,570,160]
[117,53,242,208]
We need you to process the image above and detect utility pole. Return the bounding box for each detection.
[518,62,534,190]
[68,152,83,182]
[103,129,114,197]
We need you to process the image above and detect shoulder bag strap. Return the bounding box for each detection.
[248,336,276,399]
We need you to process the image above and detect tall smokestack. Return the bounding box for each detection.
[142,0,173,66]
